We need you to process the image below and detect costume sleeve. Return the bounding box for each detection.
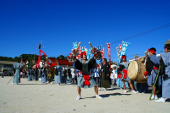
[146,57,154,75]
[105,63,110,75]
[117,64,125,74]
[75,59,82,71]
[88,57,97,70]
[160,58,165,75]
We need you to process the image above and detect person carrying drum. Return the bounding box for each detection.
[155,40,170,102]
[117,55,137,93]
[144,47,162,100]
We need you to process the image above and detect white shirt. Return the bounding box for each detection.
[110,70,117,79]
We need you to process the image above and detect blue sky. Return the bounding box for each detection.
[0,0,170,61]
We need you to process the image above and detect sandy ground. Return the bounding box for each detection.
[0,77,169,113]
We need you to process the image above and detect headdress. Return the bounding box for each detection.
[148,47,156,54]
[121,55,126,59]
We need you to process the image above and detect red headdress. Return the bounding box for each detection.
[121,55,126,59]
[80,51,87,58]
[148,47,156,54]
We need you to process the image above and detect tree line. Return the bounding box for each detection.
[0,54,68,62]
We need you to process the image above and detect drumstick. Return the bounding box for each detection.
[149,65,161,100]
[76,42,81,51]
[89,42,93,48]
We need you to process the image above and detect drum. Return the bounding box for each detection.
[128,58,147,83]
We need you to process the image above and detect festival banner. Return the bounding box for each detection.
[117,41,129,68]
[97,45,102,68]
[118,44,122,57]
[73,42,78,49]
[107,43,111,67]
[87,49,90,59]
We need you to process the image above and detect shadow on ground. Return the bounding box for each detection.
[83,93,132,99]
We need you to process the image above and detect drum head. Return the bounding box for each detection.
[128,61,138,80]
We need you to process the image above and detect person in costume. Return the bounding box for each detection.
[117,58,129,89]
[98,58,111,90]
[69,47,102,100]
[12,60,23,85]
[37,67,42,81]
[65,65,72,84]
[41,65,47,83]
[117,55,137,93]
[55,63,62,85]
[144,48,161,99]
[155,40,170,102]
[61,66,66,83]
[47,65,53,84]
[27,68,34,81]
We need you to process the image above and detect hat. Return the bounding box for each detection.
[164,39,170,45]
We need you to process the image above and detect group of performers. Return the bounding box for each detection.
[11,40,170,102]
[117,39,170,103]
[11,60,74,85]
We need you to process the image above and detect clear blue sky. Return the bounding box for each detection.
[0,0,170,61]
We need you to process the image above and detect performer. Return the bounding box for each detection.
[47,65,53,84]
[27,68,34,81]
[61,66,66,83]
[65,65,72,84]
[117,58,129,89]
[156,40,170,102]
[69,46,102,100]
[12,60,23,85]
[55,63,62,85]
[38,67,42,81]
[117,55,137,93]
[98,58,111,90]
[144,48,161,99]
[41,65,47,83]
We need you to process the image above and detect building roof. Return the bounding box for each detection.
[35,58,73,66]
[49,58,73,66]
[0,61,17,65]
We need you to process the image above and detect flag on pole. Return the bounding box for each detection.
[117,41,129,68]
[107,43,111,67]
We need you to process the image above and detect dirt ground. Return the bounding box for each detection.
[0,77,169,113]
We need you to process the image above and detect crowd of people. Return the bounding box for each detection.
[8,39,170,102]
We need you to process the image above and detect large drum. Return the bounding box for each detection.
[128,58,147,83]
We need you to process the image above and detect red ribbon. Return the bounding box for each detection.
[144,71,148,76]
[118,74,122,78]
[80,71,90,86]
[153,67,158,70]
[84,75,90,86]
[122,69,127,79]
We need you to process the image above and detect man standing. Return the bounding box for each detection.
[55,63,62,85]
[156,40,170,102]
[65,65,72,84]
[12,60,23,85]
[41,65,47,83]
[98,58,111,90]
[144,48,161,99]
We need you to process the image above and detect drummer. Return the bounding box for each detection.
[155,40,170,102]
[117,55,137,94]
[144,47,161,100]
